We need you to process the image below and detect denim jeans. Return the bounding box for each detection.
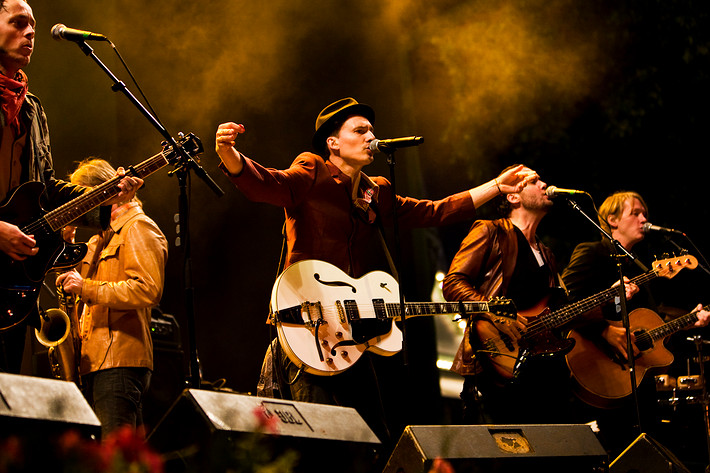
[83,367,151,439]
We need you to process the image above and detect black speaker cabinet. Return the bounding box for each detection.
[147,389,381,473]
[383,424,609,473]
[0,372,100,438]
[610,433,692,473]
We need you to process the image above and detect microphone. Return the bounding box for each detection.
[544,186,586,198]
[642,222,684,235]
[51,24,108,42]
[369,136,423,153]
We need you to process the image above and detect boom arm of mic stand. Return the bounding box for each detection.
[72,40,217,388]
[73,41,224,197]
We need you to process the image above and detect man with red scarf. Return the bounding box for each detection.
[0,0,140,373]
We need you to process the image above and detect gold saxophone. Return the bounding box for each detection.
[35,281,81,384]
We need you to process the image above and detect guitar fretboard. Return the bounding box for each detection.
[381,301,492,319]
[637,304,708,346]
[526,271,660,337]
[22,134,200,236]
[40,153,169,232]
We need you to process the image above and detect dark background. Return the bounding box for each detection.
[26,0,710,427]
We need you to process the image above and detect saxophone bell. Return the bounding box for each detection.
[36,278,82,384]
[35,308,71,347]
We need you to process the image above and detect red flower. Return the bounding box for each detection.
[428,457,456,473]
[252,405,280,434]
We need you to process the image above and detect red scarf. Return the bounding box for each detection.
[0,70,28,134]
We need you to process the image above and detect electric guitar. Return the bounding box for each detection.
[270,259,517,376]
[474,255,698,380]
[0,133,203,331]
[567,305,708,408]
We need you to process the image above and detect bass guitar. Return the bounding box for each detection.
[474,255,697,380]
[270,259,517,376]
[0,133,203,331]
[567,305,708,408]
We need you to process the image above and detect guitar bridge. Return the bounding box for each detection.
[301,301,324,327]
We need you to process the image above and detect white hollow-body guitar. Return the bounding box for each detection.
[270,259,516,376]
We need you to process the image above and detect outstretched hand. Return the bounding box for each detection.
[215,122,247,175]
[496,165,539,194]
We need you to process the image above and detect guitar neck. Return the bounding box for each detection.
[384,301,493,320]
[39,150,171,233]
[646,305,708,343]
[538,271,659,330]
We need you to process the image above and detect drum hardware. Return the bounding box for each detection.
[655,374,676,391]
[679,375,703,390]
[686,335,710,472]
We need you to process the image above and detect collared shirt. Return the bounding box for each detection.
[78,203,167,374]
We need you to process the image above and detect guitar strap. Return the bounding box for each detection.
[265,219,302,398]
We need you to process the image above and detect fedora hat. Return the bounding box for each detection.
[312,97,375,154]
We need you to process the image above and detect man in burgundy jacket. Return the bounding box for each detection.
[215,97,535,447]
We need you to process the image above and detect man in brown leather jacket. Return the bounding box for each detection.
[442,166,578,424]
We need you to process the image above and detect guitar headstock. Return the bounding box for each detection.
[163,133,204,165]
[487,297,518,319]
[653,254,698,279]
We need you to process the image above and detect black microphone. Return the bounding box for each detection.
[369,136,423,153]
[642,222,684,235]
[544,186,586,197]
[51,24,108,42]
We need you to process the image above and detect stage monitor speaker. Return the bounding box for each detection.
[610,433,691,473]
[147,388,381,473]
[383,424,609,473]
[0,372,100,438]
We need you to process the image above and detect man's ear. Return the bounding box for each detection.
[507,192,520,205]
[326,136,339,151]
[607,214,618,230]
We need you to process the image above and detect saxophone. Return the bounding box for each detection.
[35,281,81,384]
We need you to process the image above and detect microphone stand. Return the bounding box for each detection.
[687,335,710,473]
[564,197,645,437]
[72,40,224,389]
[382,148,409,367]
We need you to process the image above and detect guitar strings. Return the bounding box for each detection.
[21,149,171,235]
[478,267,671,351]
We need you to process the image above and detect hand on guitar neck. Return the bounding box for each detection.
[0,169,141,262]
[601,302,710,361]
